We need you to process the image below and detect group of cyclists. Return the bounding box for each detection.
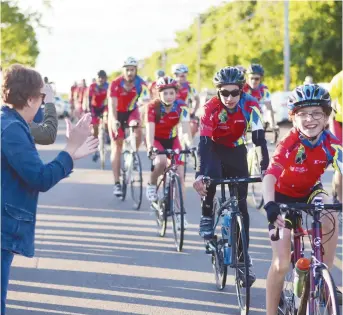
[69,57,342,314]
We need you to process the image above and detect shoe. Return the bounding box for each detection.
[176,214,188,230]
[199,216,213,239]
[146,183,157,202]
[113,183,123,197]
[92,151,99,162]
[336,286,342,305]
[237,255,256,287]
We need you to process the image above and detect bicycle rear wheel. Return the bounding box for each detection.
[154,176,167,237]
[130,152,143,210]
[250,148,264,209]
[310,266,340,315]
[212,237,228,290]
[170,174,184,252]
[234,214,250,315]
[278,254,298,315]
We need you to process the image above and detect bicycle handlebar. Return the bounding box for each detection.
[270,202,342,241]
[202,175,262,186]
[152,147,197,156]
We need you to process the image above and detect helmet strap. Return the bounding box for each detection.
[297,127,323,143]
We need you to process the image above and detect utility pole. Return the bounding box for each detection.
[196,14,201,92]
[283,0,290,91]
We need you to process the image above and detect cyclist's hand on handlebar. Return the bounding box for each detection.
[193,175,207,197]
[148,146,157,160]
[264,201,285,228]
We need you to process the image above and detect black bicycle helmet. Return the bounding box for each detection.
[246,64,264,76]
[213,66,246,88]
[97,70,107,78]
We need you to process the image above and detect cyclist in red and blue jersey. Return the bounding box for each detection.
[172,64,200,139]
[145,76,192,229]
[193,66,269,287]
[243,64,277,133]
[109,57,150,197]
[262,84,342,313]
[88,70,109,162]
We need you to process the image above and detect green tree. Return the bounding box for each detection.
[125,0,342,92]
[1,1,46,69]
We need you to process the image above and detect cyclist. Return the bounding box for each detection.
[149,69,165,99]
[69,81,78,121]
[145,76,192,229]
[193,66,269,287]
[88,70,109,162]
[109,57,150,197]
[262,84,342,314]
[75,79,87,119]
[329,70,342,203]
[172,64,200,139]
[243,64,277,136]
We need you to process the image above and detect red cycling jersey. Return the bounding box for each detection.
[242,83,271,103]
[76,86,87,104]
[110,75,150,112]
[147,100,189,139]
[200,94,264,147]
[265,128,342,198]
[88,82,109,108]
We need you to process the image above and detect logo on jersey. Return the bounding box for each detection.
[295,144,307,164]
[218,109,228,123]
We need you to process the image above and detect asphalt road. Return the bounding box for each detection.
[7,121,342,315]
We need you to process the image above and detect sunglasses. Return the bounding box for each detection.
[219,89,241,97]
[249,76,261,81]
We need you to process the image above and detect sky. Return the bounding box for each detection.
[19,0,226,94]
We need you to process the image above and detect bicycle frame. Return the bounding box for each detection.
[277,198,342,314]
[122,125,139,183]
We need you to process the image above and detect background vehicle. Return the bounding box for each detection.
[55,95,71,119]
[270,91,292,124]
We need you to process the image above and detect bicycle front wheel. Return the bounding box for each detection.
[130,152,143,210]
[307,266,340,315]
[170,174,184,252]
[234,214,250,315]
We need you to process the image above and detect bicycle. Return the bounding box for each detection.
[119,121,143,210]
[182,144,197,181]
[271,198,342,315]
[150,147,197,252]
[202,175,262,315]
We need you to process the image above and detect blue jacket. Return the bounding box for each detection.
[1,106,73,257]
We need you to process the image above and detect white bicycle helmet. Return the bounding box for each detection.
[172,64,188,75]
[123,57,138,67]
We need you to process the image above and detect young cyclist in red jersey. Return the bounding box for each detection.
[88,70,109,162]
[145,76,192,229]
[193,66,269,287]
[243,64,277,134]
[262,84,343,314]
[172,64,200,139]
[109,57,150,197]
